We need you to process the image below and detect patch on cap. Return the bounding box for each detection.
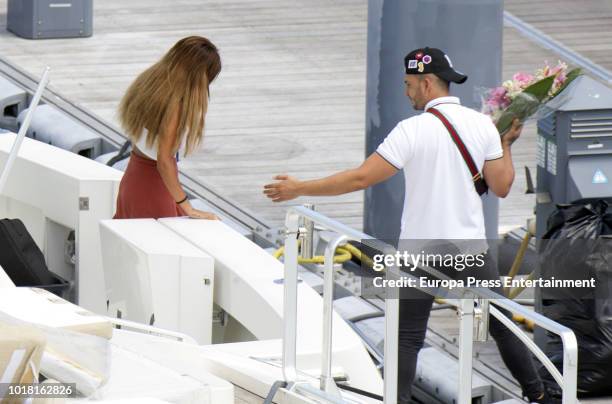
[407,60,418,69]
[422,55,432,64]
[417,62,425,73]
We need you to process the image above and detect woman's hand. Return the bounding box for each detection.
[181,203,219,220]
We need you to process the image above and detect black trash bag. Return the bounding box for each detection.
[538,201,612,397]
[0,218,70,297]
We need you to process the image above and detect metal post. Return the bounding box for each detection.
[282,210,301,384]
[0,66,50,194]
[300,203,315,260]
[474,298,489,342]
[457,297,475,403]
[320,234,348,397]
[489,304,578,403]
[383,265,400,404]
[561,331,578,404]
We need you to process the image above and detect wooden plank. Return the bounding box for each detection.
[0,0,368,229]
[505,0,612,70]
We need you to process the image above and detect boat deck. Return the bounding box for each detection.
[1,0,610,232]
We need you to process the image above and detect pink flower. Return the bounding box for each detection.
[551,61,568,76]
[490,87,511,107]
[512,72,535,88]
[483,86,511,116]
[555,72,567,85]
[550,72,567,95]
[490,87,507,100]
[486,100,500,111]
[492,86,506,96]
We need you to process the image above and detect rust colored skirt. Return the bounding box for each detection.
[113,151,186,219]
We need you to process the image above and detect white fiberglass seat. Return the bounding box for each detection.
[0,134,122,313]
[99,219,215,344]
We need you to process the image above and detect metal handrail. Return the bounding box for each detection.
[281,205,578,404]
[320,234,348,397]
[281,205,399,402]
[449,290,578,403]
[490,300,578,403]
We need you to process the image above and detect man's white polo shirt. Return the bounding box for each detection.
[376,96,503,240]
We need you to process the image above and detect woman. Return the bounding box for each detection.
[114,36,221,220]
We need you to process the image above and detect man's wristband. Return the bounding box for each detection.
[176,195,188,205]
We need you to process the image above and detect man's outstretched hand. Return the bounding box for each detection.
[263,175,301,202]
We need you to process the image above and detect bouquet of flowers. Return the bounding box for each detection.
[482,61,582,136]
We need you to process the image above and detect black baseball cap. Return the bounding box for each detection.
[404,47,468,84]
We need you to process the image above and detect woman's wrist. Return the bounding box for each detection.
[179,200,192,213]
[176,195,189,205]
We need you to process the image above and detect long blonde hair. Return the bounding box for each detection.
[119,36,221,156]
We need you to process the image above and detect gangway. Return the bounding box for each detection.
[276,205,578,404]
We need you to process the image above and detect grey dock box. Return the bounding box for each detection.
[18,105,102,159]
[535,75,612,237]
[7,0,93,39]
[0,76,27,132]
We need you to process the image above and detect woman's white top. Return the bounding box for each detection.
[133,129,159,160]
[133,129,186,161]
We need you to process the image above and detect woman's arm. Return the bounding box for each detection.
[156,108,218,219]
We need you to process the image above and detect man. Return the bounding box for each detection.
[263,47,550,403]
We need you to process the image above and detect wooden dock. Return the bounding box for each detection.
[505,0,612,72]
[0,0,610,232]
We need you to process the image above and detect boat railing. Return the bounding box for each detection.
[280,205,578,404]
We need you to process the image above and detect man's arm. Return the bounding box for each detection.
[263,153,398,202]
[482,118,523,198]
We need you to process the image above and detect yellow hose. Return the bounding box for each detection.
[503,229,537,330]
[273,245,352,264]
[508,271,536,300]
[274,236,536,332]
[272,246,284,259]
[273,240,381,266]
[504,232,532,297]
[342,243,374,269]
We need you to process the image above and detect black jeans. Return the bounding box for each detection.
[395,252,544,403]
